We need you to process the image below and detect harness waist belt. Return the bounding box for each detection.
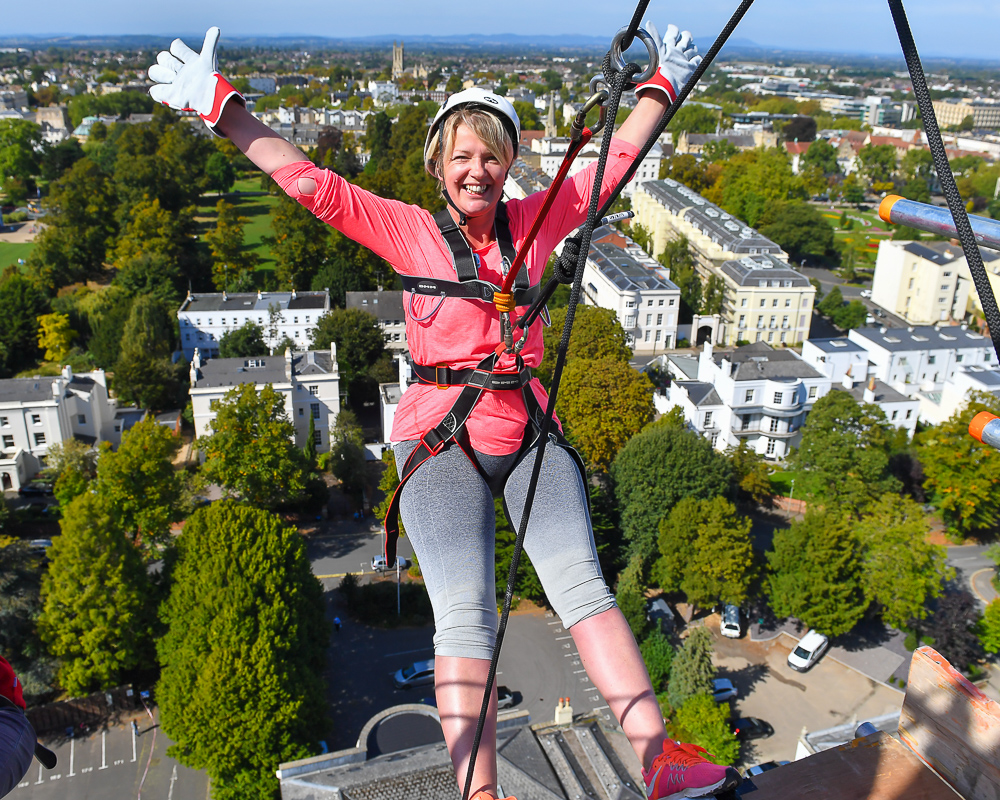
[412,361,533,391]
[401,274,540,307]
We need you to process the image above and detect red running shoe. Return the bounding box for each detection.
[642,740,741,800]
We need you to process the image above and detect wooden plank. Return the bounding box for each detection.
[898,646,1000,800]
[745,731,958,800]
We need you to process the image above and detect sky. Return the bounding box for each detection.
[4,0,999,62]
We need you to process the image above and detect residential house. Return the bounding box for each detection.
[188,346,341,453]
[719,254,815,347]
[582,226,681,353]
[918,364,1000,424]
[346,290,407,352]
[177,289,330,360]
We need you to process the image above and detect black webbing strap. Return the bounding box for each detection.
[399,274,540,307]
[432,203,524,288]
[888,0,1000,362]
[411,361,533,391]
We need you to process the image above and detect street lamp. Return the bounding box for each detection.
[790,478,795,502]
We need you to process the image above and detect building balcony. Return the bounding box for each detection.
[735,426,799,438]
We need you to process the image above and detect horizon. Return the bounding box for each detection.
[3,0,999,63]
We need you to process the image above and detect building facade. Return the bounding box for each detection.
[188,346,341,453]
[719,254,815,347]
[346,290,407,352]
[177,290,331,360]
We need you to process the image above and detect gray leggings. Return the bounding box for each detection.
[394,438,616,660]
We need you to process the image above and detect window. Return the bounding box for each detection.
[31,414,40,425]
[759,299,765,307]
[773,392,783,405]
[0,417,6,426]
[755,332,762,342]
[766,439,776,455]
[185,334,190,341]
[782,315,789,328]
[710,432,719,447]
[646,314,652,325]
[738,315,746,328]
[658,299,664,306]
[656,313,663,325]
[644,330,651,342]
[745,389,754,403]
[647,299,653,306]
[294,330,300,337]
[625,315,635,328]
[937,297,946,304]
[313,429,322,445]
[944,271,952,277]
[655,330,662,342]
[785,298,791,307]
[114,425,121,433]
[928,356,936,364]
[769,417,779,433]
[741,298,747,307]
[802,299,809,308]
[780,332,787,342]
[741,415,751,431]
[298,408,304,416]
[908,278,915,289]
[769,315,776,327]
[808,386,817,398]
[294,316,299,323]
[34,433,46,446]
[767,332,774,342]
[956,354,963,362]
[77,414,86,425]
[208,318,213,325]
[940,285,949,291]
[668,299,676,307]
[906,409,913,419]
[2,435,13,448]
[772,299,779,307]
[625,300,635,308]
[704,411,713,427]
[220,318,225,326]
[311,403,320,419]
[892,410,899,420]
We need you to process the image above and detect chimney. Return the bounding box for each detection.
[223,290,228,301]
[330,341,338,365]
[285,347,293,381]
[863,377,876,403]
[62,364,73,380]
[841,372,854,389]
[257,289,262,300]
[291,288,297,300]
[192,348,202,371]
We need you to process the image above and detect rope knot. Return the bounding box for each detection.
[554,237,581,285]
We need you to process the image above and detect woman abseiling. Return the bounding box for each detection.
[147,21,740,800]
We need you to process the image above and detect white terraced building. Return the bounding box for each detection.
[177,290,331,361]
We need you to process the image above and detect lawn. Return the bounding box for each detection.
[0,241,35,271]
[195,188,281,271]
[769,469,827,501]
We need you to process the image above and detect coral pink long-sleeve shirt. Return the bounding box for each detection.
[272,139,639,456]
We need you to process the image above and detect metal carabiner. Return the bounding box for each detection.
[609,25,659,84]
[513,316,530,354]
[572,86,609,140]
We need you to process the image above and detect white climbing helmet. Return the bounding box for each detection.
[423,87,521,177]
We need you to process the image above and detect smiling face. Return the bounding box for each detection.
[441,122,511,222]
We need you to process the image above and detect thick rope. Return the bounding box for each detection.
[887,0,1000,361]
[619,0,652,53]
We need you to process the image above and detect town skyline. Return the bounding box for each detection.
[3,0,999,62]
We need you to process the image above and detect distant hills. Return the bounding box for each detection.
[1,32,998,68]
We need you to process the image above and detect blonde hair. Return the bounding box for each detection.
[426,107,515,179]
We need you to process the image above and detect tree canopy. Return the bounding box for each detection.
[759,202,837,267]
[158,501,328,800]
[219,321,269,359]
[667,626,715,710]
[537,305,633,388]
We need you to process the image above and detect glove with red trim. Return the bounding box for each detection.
[147,27,245,136]
[635,21,702,103]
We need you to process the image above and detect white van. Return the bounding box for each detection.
[787,629,829,672]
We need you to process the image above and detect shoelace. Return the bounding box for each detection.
[653,742,715,770]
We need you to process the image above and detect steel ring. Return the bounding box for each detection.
[589,75,607,95]
[610,26,659,84]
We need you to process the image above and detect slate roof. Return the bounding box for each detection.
[807,337,866,353]
[191,351,336,389]
[0,378,57,404]
[179,290,328,314]
[346,291,405,323]
[717,342,823,381]
[901,240,1000,266]
[640,179,783,256]
[850,325,988,352]
[960,365,1000,388]
[676,381,723,406]
[587,227,679,293]
[841,379,912,405]
[720,253,811,287]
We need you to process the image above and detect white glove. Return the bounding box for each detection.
[635,21,702,103]
[147,27,244,135]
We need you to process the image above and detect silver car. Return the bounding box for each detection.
[393,659,435,689]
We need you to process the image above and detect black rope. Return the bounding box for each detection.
[459,58,639,800]
[619,0,652,53]
[887,0,1000,362]
[597,0,757,222]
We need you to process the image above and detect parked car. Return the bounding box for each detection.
[874,308,886,318]
[497,686,515,709]
[744,760,790,777]
[647,597,679,634]
[28,539,53,552]
[787,629,830,672]
[711,678,737,703]
[720,604,742,639]
[732,717,774,740]
[372,555,412,573]
[393,659,435,689]
[19,482,53,496]
[860,289,872,299]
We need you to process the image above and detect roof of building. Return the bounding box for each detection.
[640,179,783,256]
[806,337,867,353]
[676,381,723,406]
[178,290,329,314]
[509,157,553,194]
[0,377,57,404]
[899,240,1000,265]
[346,290,405,322]
[850,325,988,352]
[717,341,824,380]
[666,354,700,380]
[587,227,679,293]
[686,132,756,148]
[840,378,913,405]
[720,253,812,287]
[959,364,1000,388]
[191,350,336,389]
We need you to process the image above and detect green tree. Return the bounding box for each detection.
[45,438,98,509]
[673,693,740,766]
[639,628,674,693]
[310,308,386,399]
[200,383,309,508]
[266,192,330,290]
[855,494,951,628]
[789,390,899,510]
[612,423,733,563]
[206,199,260,291]
[700,275,725,315]
[767,508,866,636]
[158,501,328,800]
[728,441,772,508]
[917,391,1000,536]
[309,229,385,306]
[801,138,839,175]
[0,118,42,202]
[667,626,715,710]
[218,321,269,359]
[557,357,654,471]
[856,143,897,189]
[653,496,756,608]
[95,418,182,551]
[537,305,633,388]
[0,536,56,698]
[0,275,49,377]
[205,150,236,195]
[36,312,77,362]
[373,449,404,535]
[980,599,1000,656]
[87,288,133,369]
[110,197,193,303]
[670,104,720,144]
[701,139,739,164]
[759,202,837,266]
[816,284,844,318]
[329,410,371,511]
[615,554,648,639]
[113,295,184,411]
[38,491,156,695]
[710,147,806,228]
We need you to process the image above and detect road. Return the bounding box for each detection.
[306,517,415,579]
[8,710,208,800]
[946,543,999,607]
[799,266,909,329]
